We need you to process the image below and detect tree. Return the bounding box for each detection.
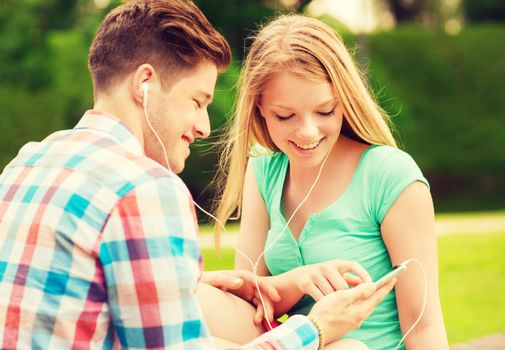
[463,0,505,22]
[0,0,89,90]
[194,0,274,59]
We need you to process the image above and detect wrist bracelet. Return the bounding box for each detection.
[307,316,325,350]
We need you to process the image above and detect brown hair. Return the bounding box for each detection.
[88,0,231,92]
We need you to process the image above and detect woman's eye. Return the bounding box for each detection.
[318,107,335,116]
[275,113,294,121]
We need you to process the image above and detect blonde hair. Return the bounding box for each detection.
[213,14,396,244]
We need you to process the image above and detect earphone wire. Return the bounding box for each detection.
[144,94,334,329]
[394,258,427,349]
[144,96,426,338]
[256,146,332,271]
[142,99,272,323]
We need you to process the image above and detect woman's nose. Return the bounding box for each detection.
[296,117,319,140]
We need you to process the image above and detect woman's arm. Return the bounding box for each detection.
[237,162,371,318]
[381,181,449,349]
[236,161,306,315]
[234,161,270,274]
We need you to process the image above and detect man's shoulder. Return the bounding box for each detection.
[68,131,182,198]
[7,127,180,199]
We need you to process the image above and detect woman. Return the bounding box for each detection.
[211,14,449,350]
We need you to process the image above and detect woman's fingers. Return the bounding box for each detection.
[333,260,372,282]
[304,281,325,301]
[314,273,342,296]
[326,270,350,291]
[343,272,364,286]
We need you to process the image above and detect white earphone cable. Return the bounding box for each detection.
[394,258,427,349]
[143,93,426,339]
[143,96,332,329]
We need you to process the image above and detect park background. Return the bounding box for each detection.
[0,0,503,346]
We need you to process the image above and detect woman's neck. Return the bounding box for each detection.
[287,135,350,189]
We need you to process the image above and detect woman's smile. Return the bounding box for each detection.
[290,137,325,151]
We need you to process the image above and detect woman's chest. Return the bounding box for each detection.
[265,213,385,275]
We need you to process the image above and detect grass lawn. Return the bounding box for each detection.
[201,231,505,345]
[439,232,505,344]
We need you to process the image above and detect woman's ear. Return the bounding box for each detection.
[256,96,266,118]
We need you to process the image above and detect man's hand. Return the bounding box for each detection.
[308,278,396,345]
[201,270,281,324]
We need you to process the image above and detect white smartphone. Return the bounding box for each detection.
[374,264,407,288]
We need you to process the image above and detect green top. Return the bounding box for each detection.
[251,144,429,350]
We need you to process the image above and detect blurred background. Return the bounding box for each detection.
[0,0,503,213]
[1,0,504,346]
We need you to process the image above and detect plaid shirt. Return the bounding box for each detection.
[0,111,319,349]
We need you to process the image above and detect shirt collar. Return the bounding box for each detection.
[75,110,145,157]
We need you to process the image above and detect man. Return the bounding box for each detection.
[0,1,394,349]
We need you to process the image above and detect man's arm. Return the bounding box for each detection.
[99,175,320,349]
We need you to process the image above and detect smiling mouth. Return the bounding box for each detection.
[292,138,324,150]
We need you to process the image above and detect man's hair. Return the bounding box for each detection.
[88,0,231,92]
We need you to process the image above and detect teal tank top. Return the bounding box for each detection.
[251,144,429,350]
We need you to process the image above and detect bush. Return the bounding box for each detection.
[366,25,505,210]
[1,23,503,212]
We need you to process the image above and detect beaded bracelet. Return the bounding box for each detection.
[307,316,325,350]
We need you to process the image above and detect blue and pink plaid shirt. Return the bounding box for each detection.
[0,111,319,349]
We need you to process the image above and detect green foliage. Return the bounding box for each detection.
[49,30,94,128]
[0,1,53,89]
[464,0,505,22]
[0,0,89,90]
[366,25,505,210]
[0,87,65,168]
[1,1,504,212]
[194,0,274,59]
[0,27,93,169]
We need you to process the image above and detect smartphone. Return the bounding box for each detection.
[374,264,407,288]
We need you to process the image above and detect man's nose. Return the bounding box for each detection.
[194,109,211,139]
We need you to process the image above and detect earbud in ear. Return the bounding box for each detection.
[141,82,149,108]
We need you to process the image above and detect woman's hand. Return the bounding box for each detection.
[201,270,280,324]
[287,259,372,301]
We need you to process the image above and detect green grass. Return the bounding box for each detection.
[439,232,505,344]
[436,210,505,220]
[202,246,236,270]
[198,223,239,234]
[201,231,505,345]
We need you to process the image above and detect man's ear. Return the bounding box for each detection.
[132,64,155,107]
